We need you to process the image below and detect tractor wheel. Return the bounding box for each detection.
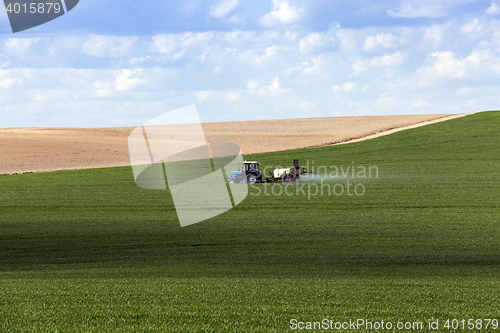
[247,174,257,184]
[228,178,235,184]
[282,174,290,183]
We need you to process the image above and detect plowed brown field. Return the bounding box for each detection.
[0,114,469,174]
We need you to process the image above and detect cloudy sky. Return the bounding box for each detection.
[0,0,499,127]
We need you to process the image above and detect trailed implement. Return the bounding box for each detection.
[266,159,314,183]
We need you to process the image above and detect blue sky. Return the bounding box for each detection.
[1,0,500,127]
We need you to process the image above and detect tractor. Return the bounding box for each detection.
[227,161,263,184]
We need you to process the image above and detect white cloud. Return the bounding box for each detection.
[115,69,144,92]
[259,0,303,27]
[4,10,500,128]
[461,18,483,35]
[93,81,111,97]
[456,86,474,96]
[387,0,447,18]
[342,82,356,91]
[283,31,298,41]
[82,35,137,57]
[376,93,396,107]
[246,77,290,96]
[212,66,222,74]
[196,91,210,102]
[152,34,177,54]
[178,32,214,48]
[332,82,356,93]
[225,90,241,102]
[30,91,50,103]
[5,38,40,57]
[196,51,207,63]
[236,45,283,66]
[337,30,358,52]
[0,55,10,68]
[298,100,315,110]
[387,0,480,18]
[298,32,335,55]
[413,100,430,107]
[486,2,500,15]
[209,0,240,19]
[353,59,366,75]
[92,69,145,96]
[151,32,214,59]
[416,50,494,85]
[225,14,246,24]
[421,24,447,48]
[0,70,22,89]
[221,30,280,47]
[418,51,467,81]
[130,56,152,65]
[303,55,324,74]
[370,52,403,67]
[364,33,400,52]
[464,99,477,106]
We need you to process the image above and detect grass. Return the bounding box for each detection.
[1,111,500,331]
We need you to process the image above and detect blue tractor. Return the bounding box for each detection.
[227,161,262,184]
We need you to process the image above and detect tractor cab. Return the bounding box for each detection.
[228,161,263,184]
[244,161,259,172]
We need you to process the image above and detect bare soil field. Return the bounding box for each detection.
[0,114,468,174]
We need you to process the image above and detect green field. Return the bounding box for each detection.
[1,111,500,332]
